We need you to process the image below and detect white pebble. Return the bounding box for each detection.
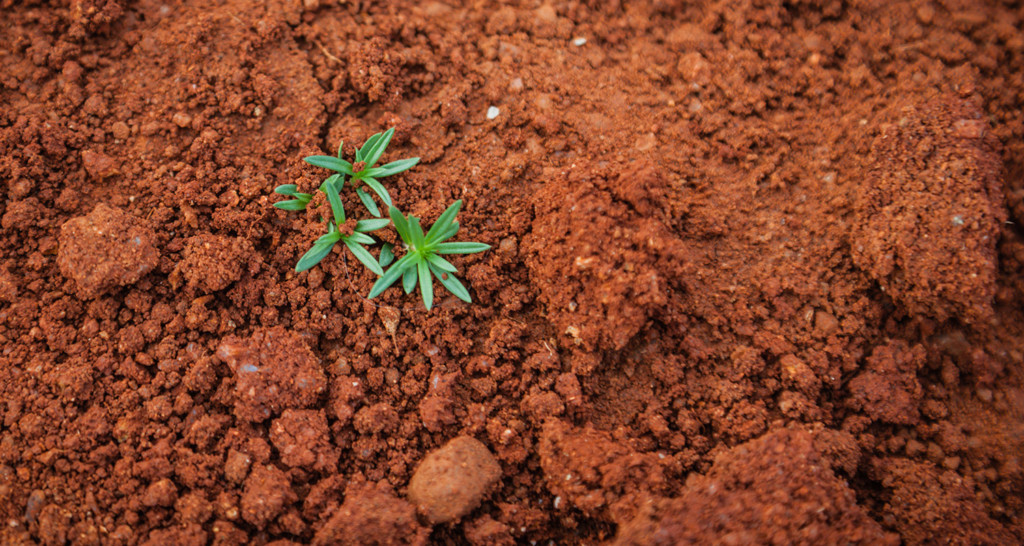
[572,37,587,46]
[486,106,500,120]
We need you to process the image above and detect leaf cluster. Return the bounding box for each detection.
[272,128,490,309]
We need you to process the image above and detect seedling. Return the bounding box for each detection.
[272,183,314,211]
[302,127,419,217]
[272,129,490,309]
[293,177,391,273]
[368,200,490,310]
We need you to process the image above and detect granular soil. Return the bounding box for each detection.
[1,0,1023,544]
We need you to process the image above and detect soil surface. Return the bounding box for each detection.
[2,0,1024,544]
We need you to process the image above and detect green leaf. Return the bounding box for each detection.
[362,177,393,207]
[425,253,457,273]
[337,140,344,159]
[379,243,395,267]
[436,242,491,254]
[355,218,391,232]
[425,200,462,243]
[389,207,412,244]
[296,233,341,272]
[357,131,383,163]
[365,157,419,178]
[409,215,426,249]
[326,173,344,192]
[274,200,308,211]
[417,259,433,310]
[368,253,417,298]
[321,178,345,225]
[356,187,380,217]
[430,221,460,244]
[346,231,375,245]
[274,184,299,196]
[402,267,417,294]
[304,155,354,175]
[345,240,384,276]
[363,127,395,167]
[430,263,471,303]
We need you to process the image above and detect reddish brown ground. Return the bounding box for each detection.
[2,0,1024,544]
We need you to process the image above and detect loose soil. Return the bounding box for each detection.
[2,0,1023,544]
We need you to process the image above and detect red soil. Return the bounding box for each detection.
[1,0,1023,544]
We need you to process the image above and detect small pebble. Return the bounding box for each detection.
[572,37,587,46]
[172,112,192,128]
[486,106,500,120]
[407,436,501,524]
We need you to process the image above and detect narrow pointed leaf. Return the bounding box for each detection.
[346,232,375,245]
[304,155,354,175]
[363,127,395,167]
[345,240,384,276]
[362,177,392,207]
[425,253,457,273]
[274,200,308,211]
[436,242,491,254]
[368,254,416,298]
[337,140,344,159]
[379,243,395,267]
[364,157,419,178]
[409,216,426,249]
[326,173,344,192]
[296,234,340,272]
[274,184,299,196]
[430,221,460,244]
[402,267,417,294]
[356,187,380,217]
[389,207,412,244]
[355,218,391,232]
[425,200,462,243]
[417,260,433,310]
[430,264,471,303]
[321,179,345,225]
[357,131,383,163]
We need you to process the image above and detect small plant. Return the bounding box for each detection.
[298,178,393,274]
[272,128,489,309]
[301,127,419,217]
[368,201,490,310]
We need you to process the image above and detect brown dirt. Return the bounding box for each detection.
[1,1,1023,544]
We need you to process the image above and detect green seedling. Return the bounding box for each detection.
[293,176,391,273]
[272,129,490,309]
[302,127,419,217]
[272,183,314,210]
[368,200,490,310]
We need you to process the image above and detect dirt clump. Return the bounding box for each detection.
[847,340,926,425]
[216,326,328,422]
[241,464,296,529]
[538,420,671,521]
[56,203,159,299]
[313,481,427,546]
[869,457,1018,544]
[175,234,258,293]
[615,429,897,545]
[270,409,339,472]
[852,96,1006,323]
[524,161,684,352]
[407,435,502,524]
